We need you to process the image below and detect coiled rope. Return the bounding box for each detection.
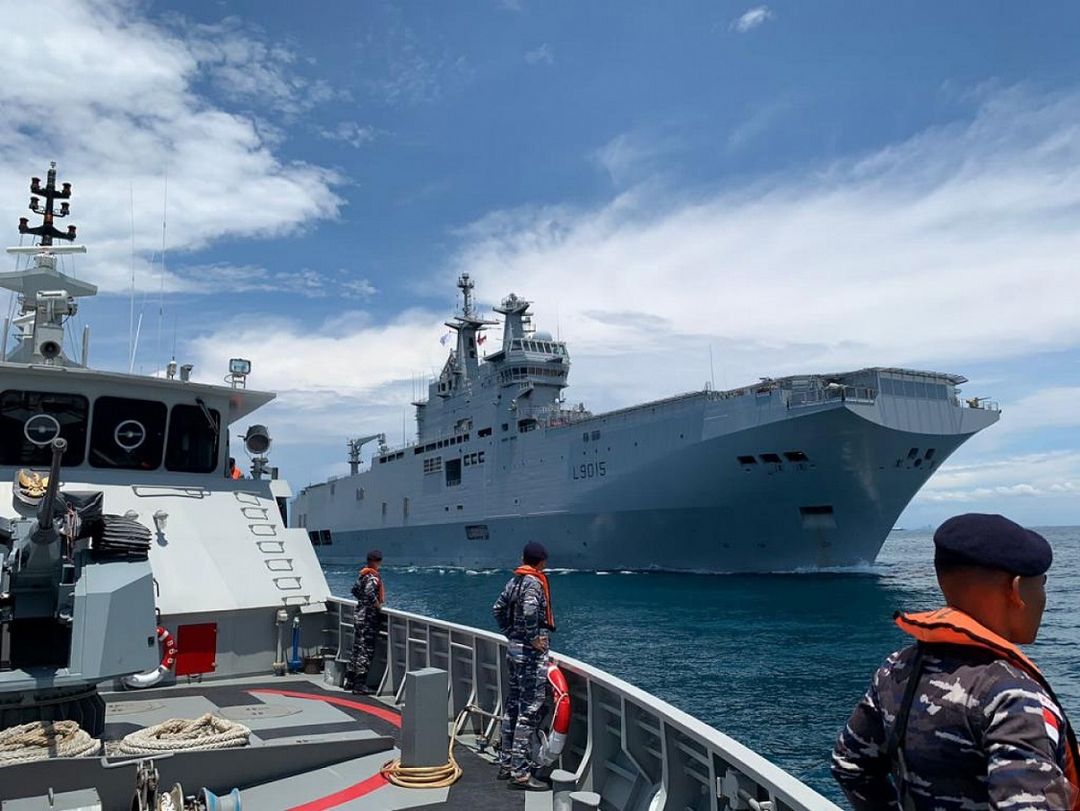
[379,709,467,789]
[0,720,99,766]
[116,713,251,755]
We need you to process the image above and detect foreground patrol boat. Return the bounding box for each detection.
[295,276,1000,571]
[0,165,841,809]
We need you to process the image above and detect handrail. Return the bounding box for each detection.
[324,596,841,811]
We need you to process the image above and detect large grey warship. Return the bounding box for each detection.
[295,275,1000,571]
[0,165,842,809]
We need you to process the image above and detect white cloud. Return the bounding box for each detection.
[176,265,376,299]
[318,122,379,149]
[453,88,1080,379]
[916,452,1080,503]
[731,6,775,33]
[0,0,342,294]
[997,387,1080,434]
[524,44,555,66]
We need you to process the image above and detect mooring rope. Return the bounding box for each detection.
[116,713,250,755]
[379,708,466,789]
[0,720,99,766]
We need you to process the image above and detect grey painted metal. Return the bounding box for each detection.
[0,735,394,807]
[2,789,102,811]
[325,597,843,811]
[402,667,449,768]
[552,768,577,811]
[296,281,1000,572]
[571,792,602,810]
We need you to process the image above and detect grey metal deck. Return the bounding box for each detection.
[0,674,536,811]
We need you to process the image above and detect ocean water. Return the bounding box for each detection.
[323,527,1080,805]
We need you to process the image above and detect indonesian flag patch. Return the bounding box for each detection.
[1043,707,1061,746]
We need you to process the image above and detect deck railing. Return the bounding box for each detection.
[324,596,841,811]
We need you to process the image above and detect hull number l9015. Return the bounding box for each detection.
[572,461,607,480]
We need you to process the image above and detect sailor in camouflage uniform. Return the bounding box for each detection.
[833,514,1080,810]
[493,541,556,792]
[346,549,384,695]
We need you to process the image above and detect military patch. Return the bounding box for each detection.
[1043,707,1061,746]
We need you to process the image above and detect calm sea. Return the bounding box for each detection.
[323,527,1080,805]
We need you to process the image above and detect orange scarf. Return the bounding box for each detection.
[360,567,384,603]
[897,607,1080,808]
[514,565,555,630]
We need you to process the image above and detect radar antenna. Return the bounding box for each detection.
[2,163,96,366]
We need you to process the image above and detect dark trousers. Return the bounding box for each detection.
[348,608,379,686]
[499,644,549,777]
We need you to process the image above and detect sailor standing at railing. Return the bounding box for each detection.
[345,550,384,695]
[492,541,556,792]
[832,514,1079,810]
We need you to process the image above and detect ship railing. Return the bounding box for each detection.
[324,596,841,811]
[786,385,877,409]
[958,397,1000,411]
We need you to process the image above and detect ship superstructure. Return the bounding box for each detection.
[296,275,1000,571]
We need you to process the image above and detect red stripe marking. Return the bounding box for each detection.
[285,772,388,811]
[248,688,402,728]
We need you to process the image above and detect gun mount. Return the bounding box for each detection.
[0,439,157,735]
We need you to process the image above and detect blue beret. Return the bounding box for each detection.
[934,513,1051,577]
[523,541,548,562]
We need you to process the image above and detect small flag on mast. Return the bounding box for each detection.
[440,332,452,346]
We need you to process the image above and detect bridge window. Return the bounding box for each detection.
[89,396,166,470]
[0,390,88,466]
[165,403,220,473]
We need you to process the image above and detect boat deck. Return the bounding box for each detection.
[2,674,547,811]
[110,674,542,811]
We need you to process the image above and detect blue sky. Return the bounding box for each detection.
[2,0,1078,527]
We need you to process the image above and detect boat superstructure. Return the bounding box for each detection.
[0,165,846,809]
[295,275,1000,572]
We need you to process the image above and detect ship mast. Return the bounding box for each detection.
[1,163,96,366]
[442,273,497,391]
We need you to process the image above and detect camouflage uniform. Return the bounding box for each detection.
[493,573,551,779]
[833,642,1077,810]
[347,570,382,687]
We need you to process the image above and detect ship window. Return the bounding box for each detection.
[590,430,601,440]
[445,458,462,487]
[465,524,489,541]
[907,447,919,459]
[502,423,509,432]
[783,451,809,463]
[308,530,320,546]
[478,451,485,463]
[423,456,442,474]
[463,455,470,467]
[924,448,936,460]
[89,396,167,470]
[760,453,782,464]
[478,427,492,437]
[319,529,332,545]
[165,403,220,473]
[356,487,364,501]
[582,432,589,442]
[737,455,757,465]
[0,389,88,466]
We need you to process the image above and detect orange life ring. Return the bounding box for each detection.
[539,662,571,764]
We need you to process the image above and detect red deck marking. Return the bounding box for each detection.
[285,772,388,811]
[247,688,402,728]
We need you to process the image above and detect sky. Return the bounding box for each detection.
[1,0,1078,528]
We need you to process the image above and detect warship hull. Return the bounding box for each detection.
[301,384,998,572]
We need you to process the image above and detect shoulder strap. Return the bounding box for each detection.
[886,644,925,810]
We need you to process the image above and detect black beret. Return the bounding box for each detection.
[934,513,1051,577]
[366,549,383,562]
[523,541,548,562]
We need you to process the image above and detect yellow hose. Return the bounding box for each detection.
[379,709,467,789]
